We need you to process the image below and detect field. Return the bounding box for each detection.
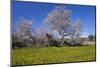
[12,45,96,66]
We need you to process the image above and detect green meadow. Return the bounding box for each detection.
[12,45,96,66]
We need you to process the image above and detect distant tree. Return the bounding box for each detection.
[70,19,82,45]
[71,19,82,39]
[88,35,94,41]
[44,6,71,46]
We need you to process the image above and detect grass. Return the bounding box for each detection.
[12,45,96,66]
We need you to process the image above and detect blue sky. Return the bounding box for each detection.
[12,1,96,37]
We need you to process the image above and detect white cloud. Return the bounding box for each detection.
[81,32,89,37]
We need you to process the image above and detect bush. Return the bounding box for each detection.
[12,35,27,49]
[12,41,27,49]
[48,39,60,47]
[67,40,83,46]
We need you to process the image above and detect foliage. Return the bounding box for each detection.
[12,18,35,48]
[88,35,95,41]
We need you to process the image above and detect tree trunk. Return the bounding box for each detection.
[60,35,64,46]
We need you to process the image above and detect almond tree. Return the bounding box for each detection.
[44,6,71,46]
[15,18,34,47]
[35,28,53,47]
[70,19,82,45]
[72,19,82,38]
